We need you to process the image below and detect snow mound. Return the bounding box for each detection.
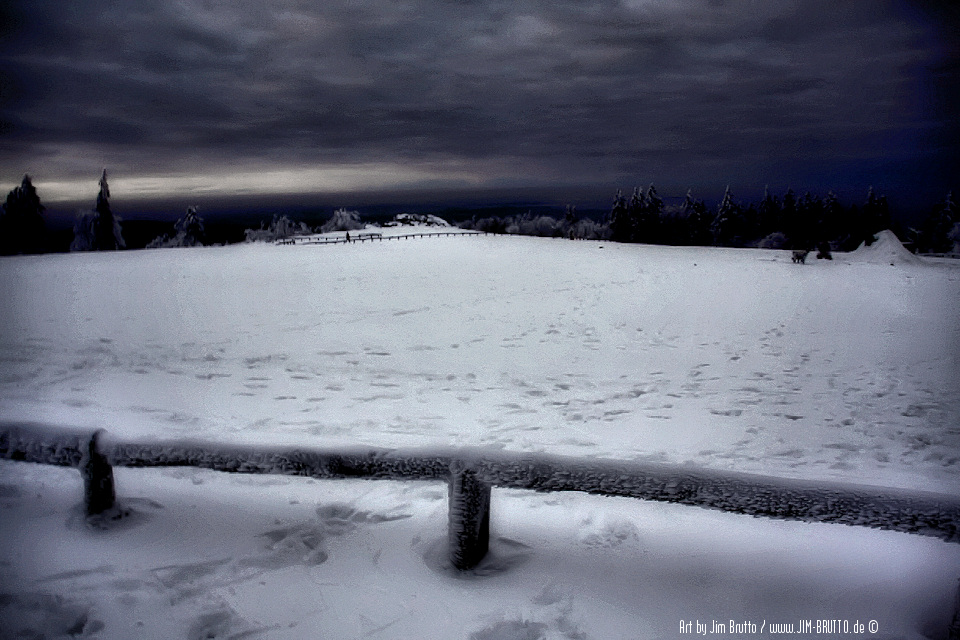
[853,230,921,266]
[383,213,451,227]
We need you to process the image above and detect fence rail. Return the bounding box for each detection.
[2,422,960,572]
[278,231,485,245]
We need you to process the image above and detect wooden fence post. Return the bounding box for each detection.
[448,462,491,570]
[80,429,115,516]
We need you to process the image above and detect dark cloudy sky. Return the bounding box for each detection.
[1,0,957,207]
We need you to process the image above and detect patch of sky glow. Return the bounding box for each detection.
[30,162,490,203]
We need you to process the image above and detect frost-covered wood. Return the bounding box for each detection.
[80,429,115,516]
[448,463,491,570]
[3,423,960,554]
[0,422,91,468]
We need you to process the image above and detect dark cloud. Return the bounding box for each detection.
[0,0,956,204]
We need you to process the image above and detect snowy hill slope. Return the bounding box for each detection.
[1,235,959,639]
[2,234,956,493]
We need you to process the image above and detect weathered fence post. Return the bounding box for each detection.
[80,429,115,516]
[448,461,491,570]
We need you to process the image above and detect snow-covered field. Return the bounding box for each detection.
[1,230,959,638]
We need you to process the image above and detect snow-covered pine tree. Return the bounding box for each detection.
[93,170,123,250]
[608,189,631,243]
[1,174,46,255]
[822,190,841,241]
[781,188,796,232]
[645,184,663,217]
[918,191,956,254]
[320,208,364,234]
[561,204,578,238]
[72,170,124,251]
[245,214,312,242]
[682,189,712,246]
[788,191,821,250]
[634,184,662,244]
[711,185,743,246]
[148,206,207,248]
[757,185,781,237]
[860,186,890,246]
[175,206,205,246]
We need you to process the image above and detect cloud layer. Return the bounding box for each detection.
[1,0,956,203]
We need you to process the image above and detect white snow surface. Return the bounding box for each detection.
[382,213,453,227]
[1,232,959,638]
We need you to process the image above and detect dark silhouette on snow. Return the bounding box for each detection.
[71,170,125,251]
[1,174,46,255]
[914,191,957,255]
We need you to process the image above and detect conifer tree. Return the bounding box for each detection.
[635,184,662,244]
[711,185,743,246]
[175,206,205,246]
[1,174,46,254]
[822,191,841,241]
[787,191,821,250]
[609,189,632,243]
[683,189,712,246]
[919,191,956,254]
[93,170,122,250]
[757,185,781,237]
[859,186,890,246]
[71,170,125,251]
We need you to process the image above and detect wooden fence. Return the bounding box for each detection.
[278,231,486,245]
[3,422,960,574]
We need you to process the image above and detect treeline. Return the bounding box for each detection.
[2,173,958,256]
[460,185,960,254]
[0,171,128,254]
[0,171,362,254]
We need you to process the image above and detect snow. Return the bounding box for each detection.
[382,213,452,227]
[854,230,923,266]
[1,232,959,638]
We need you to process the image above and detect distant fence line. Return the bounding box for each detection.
[277,230,487,245]
[3,422,960,576]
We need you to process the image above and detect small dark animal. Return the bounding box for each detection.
[791,250,809,264]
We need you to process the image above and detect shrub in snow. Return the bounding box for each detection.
[568,217,609,240]
[0,174,46,255]
[461,211,609,240]
[320,208,365,233]
[460,216,508,234]
[148,206,206,248]
[816,240,833,260]
[71,170,125,251]
[757,232,788,250]
[506,213,562,237]
[244,215,310,242]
